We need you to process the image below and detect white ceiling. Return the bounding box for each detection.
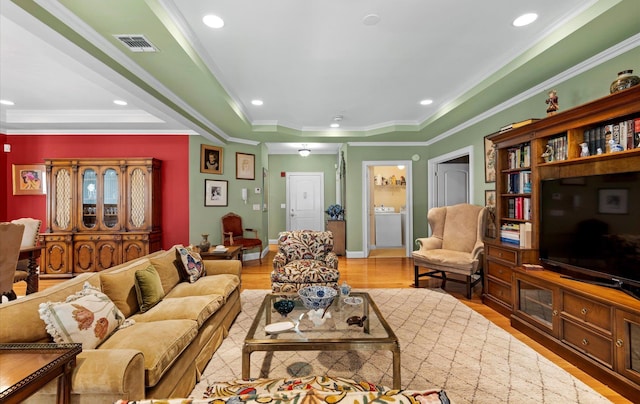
[1,0,636,153]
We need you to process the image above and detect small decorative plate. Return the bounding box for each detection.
[265,321,295,334]
[343,296,363,305]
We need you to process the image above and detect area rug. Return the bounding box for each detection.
[191,288,610,403]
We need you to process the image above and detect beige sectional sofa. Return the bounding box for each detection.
[0,246,242,403]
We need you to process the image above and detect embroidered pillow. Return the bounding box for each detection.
[38,282,125,349]
[134,265,165,312]
[176,247,205,283]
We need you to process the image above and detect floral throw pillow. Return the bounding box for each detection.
[176,247,205,283]
[39,282,125,349]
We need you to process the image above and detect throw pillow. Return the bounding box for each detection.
[134,265,165,312]
[175,247,205,283]
[38,282,125,349]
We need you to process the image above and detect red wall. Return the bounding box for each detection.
[3,134,189,249]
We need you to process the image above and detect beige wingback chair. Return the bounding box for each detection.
[412,203,487,298]
[0,222,25,302]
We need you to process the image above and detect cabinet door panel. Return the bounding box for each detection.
[42,236,72,276]
[615,310,640,385]
[96,241,120,271]
[75,242,95,273]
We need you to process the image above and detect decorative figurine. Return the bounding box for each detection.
[579,142,589,157]
[545,89,559,116]
[541,144,554,163]
[609,139,624,152]
[340,281,351,296]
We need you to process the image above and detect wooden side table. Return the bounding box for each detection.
[326,220,346,255]
[0,343,82,404]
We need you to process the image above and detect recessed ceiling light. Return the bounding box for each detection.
[363,14,381,26]
[113,100,128,106]
[513,13,538,27]
[203,14,225,29]
[330,123,340,128]
[419,99,433,106]
[251,99,263,106]
[0,99,15,106]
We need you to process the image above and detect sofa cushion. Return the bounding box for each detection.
[166,274,240,300]
[98,319,198,387]
[38,282,125,349]
[175,247,205,283]
[134,265,165,313]
[129,295,224,327]
[100,259,152,317]
[149,246,182,294]
[271,260,340,283]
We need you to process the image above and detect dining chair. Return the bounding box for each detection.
[0,222,25,302]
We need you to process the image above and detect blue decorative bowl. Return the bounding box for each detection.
[273,298,295,317]
[298,286,337,310]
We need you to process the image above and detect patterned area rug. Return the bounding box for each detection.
[191,288,610,403]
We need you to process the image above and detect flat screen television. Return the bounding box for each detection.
[539,170,640,298]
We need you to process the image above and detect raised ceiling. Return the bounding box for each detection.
[1,0,639,150]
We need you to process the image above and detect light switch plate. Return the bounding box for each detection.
[3,144,10,152]
[280,203,286,209]
[252,204,260,210]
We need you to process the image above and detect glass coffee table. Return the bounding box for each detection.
[243,292,401,388]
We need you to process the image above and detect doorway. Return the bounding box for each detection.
[427,146,473,212]
[361,160,413,258]
[285,172,325,231]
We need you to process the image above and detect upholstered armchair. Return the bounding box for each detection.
[11,218,42,290]
[0,222,25,302]
[271,230,340,293]
[221,212,263,264]
[412,204,487,298]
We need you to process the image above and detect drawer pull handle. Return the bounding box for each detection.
[552,310,558,316]
[498,269,504,274]
[498,252,503,257]
[581,308,588,315]
[616,339,624,348]
[582,338,589,346]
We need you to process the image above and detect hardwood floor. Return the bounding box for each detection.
[14,249,630,403]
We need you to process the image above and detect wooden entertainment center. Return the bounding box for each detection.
[483,85,640,400]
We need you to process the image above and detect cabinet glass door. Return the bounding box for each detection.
[82,169,98,228]
[517,279,554,330]
[102,168,119,228]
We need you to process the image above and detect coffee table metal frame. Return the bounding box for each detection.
[242,292,401,388]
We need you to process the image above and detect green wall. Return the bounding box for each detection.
[189,45,640,254]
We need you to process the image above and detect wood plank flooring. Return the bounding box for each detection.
[13,250,630,403]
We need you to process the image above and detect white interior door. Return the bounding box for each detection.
[286,172,324,231]
[436,163,469,206]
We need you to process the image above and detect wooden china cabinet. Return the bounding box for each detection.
[40,158,162,277]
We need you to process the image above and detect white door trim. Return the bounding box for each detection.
[360,160,413,258]
[427,145,474,212]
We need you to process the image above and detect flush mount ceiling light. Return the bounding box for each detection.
[419,99,433,106]
[513,13,538,27]
[0,99,15,106]
[251,99,263,106]
[298,144,311,157]
[362,13,381,26]
[331,115,343,128]
[203,14,225,29]
[113,100,127,106]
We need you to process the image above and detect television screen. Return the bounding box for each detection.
[539,171,640,288]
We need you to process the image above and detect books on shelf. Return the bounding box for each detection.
[506,170,531,194]
[544,135,568,162]
[507,144,531,169]
[582,118,638,156]
[499,118,540,133]
[499,222,532,248]
[506,196,531,220]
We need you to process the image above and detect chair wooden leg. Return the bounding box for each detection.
[441,272,447,289]
[466,276,472,299]
[414,265,420,288]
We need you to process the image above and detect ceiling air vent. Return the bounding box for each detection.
[114,35,158,52]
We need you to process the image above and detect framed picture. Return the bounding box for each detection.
[484,135,496,183]
[598,188,628,214]
[201,145,223,174]
[236,152,255,180]
[12,164,46,195]
[485,190,496,208]
[204,179,228,207]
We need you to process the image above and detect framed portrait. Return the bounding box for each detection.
[484,190,496,208]
[201,145,223,174]
[598,188,628,214]
[236,152,255,180]
[204,179,228,207]
[12,164,46,195]
[484,135,496,183]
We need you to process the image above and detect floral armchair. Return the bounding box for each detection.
[271,231,340,293]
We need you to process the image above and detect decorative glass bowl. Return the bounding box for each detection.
[298,286,337,310]
[273,298,295,317]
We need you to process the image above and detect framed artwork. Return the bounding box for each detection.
[201,145,223,174]
[598,188,628,214]
[236,152,255,180]
[484,190,496,208]
[484,135,496,183]
[12,164,46,195]
[204,179,228,207]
